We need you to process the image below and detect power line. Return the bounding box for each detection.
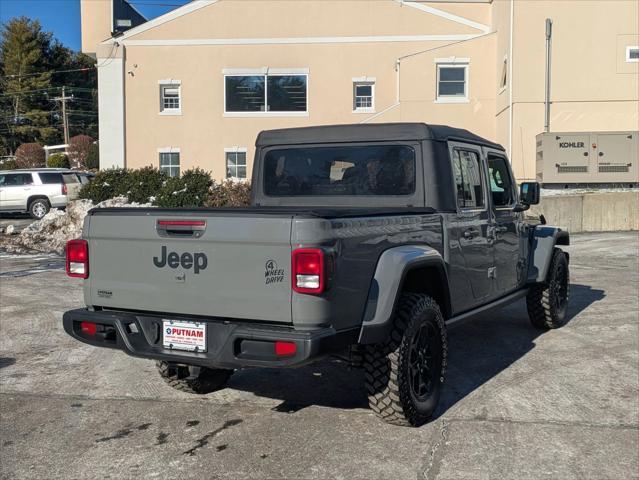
[0,67,95,80]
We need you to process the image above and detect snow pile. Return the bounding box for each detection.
[0,197,152,255]
[541,187,639,197]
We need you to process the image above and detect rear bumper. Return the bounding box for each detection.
[62,308,357,369]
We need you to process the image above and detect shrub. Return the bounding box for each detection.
[47,153,70,169]
[123,166,167,204]
[206,180,252,207]
[15,143,45,168]
[155,168,213,208]
[78,168,129,203]
[0,159,18,170]
[85,143,99,170]
[67,135,93,169]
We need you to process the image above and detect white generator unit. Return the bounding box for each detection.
[536,131,638,187]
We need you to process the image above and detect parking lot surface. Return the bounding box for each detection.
[1,232,638,479]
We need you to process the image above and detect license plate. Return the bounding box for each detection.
[162,320,207,352]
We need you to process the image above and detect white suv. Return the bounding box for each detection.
[0,169,82,219]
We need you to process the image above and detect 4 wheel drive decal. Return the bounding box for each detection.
[153,246,208,274]
[265,259,285,285]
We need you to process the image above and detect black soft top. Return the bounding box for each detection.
[256,122,504,151]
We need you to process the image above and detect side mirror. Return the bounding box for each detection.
[519,182,540,206]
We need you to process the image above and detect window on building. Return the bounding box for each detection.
[159,151,180,177]
[436,63,468,102]
[487,155,515,207]
[160,84,181,113]
[452,148,484,209]
[226,150,247,179]
[499,56,508,90]
[627,46,639,63]
[225,73,307,113]
[353,82,374,111]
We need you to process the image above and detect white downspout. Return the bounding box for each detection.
[508,0,514,160]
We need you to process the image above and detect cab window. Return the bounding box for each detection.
[452,148,484,209]
[487,155,515,207]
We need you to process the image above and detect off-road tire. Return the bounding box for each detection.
[363,294,447,427]
[527,248,570,329]
[156,361,233,394]
[28,198,50,219]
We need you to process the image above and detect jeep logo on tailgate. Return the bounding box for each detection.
[153,246,208,274]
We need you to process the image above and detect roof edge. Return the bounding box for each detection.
[102,0,218,43]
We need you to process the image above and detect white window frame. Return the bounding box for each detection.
[435,57,470,104]
[352,76,376,113]
[158,147,181,177]
[224,147,248,181]
[222,68,309,118]
[626,46,639,63]
[158,79,181,115]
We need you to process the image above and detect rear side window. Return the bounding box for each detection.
[264,145,416,196]
[0,173,33,186]
[487,155,515,207]
[452,149,484,209]
[62,173,79,184]
[39,173,63,184]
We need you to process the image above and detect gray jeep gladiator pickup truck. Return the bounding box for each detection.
[63,123,570,427]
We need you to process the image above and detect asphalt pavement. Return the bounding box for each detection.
[0,232,638,479]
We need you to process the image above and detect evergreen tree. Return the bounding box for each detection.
[0,17,98,156]
[0,17,57,153]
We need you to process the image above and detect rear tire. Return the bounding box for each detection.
[527,248,570,329]
[156,361,233,394]
[29,198,50,220]
[363,294,447,427]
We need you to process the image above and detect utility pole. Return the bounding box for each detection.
[53,86,73,144]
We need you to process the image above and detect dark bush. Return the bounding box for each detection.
[86,143,99,170]
[68,135,93,169]
[123,166,168,204]
[206,180,252,207]
[47,153,70,168]
[155,168,213,208]
[15,143,45,168]
[78,168,129,203]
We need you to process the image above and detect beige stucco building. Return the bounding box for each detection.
[81,0,639,181]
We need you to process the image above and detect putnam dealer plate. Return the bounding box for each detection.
[163,320,207,352]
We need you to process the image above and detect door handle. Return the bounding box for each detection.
[463,229,478,240]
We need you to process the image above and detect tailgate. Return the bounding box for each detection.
[86,211,293,323]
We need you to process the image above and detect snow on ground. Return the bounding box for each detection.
[0,197,152,255]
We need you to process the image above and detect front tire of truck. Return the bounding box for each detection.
[527,248,570,330]
[363,294,447,427]
[156,361,233,394]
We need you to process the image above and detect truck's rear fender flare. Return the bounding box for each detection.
[358,245,450,345]
[527,226,570,284]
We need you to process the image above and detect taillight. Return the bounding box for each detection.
[274,341,297,357]
[62,183,68,195]
[80,322,97,336]
[292,248,324,294]
[66,239,89,278]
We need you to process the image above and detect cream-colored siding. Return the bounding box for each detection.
[80,0,112,56]
[86,0,639,180]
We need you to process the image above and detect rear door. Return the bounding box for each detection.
[447,142,494,311]
[86,211,294,323]
[485,149,522,294]
[62,172,82,199]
